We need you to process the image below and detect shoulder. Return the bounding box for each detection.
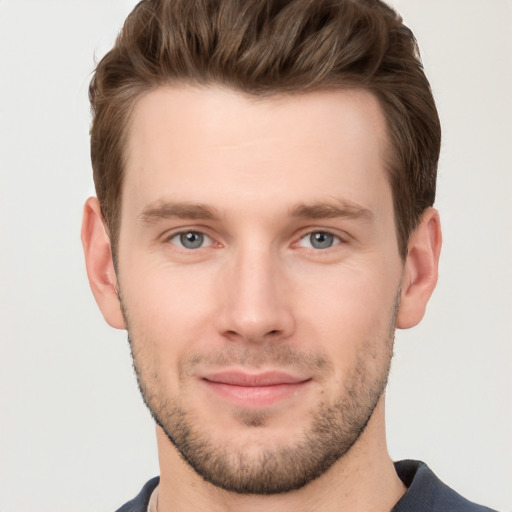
[393,460,498,512]
[115,477,160,512]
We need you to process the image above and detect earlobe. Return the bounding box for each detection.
[81,197,126,329]
[396,208,442,329]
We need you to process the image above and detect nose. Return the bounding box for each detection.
[214,245,296,344]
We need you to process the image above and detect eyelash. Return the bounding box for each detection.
[295,231,343,250]
[164,228,345,252]
[166,230,215,250]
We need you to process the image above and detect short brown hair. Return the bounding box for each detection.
[89,0,440,258]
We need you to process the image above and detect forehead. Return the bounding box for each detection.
[122,85,391,218]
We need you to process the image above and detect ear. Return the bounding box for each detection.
[81,197,126,329]
[396,208,442,329]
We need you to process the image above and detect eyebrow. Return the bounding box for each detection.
[289,200,373,221]
[138,199,373,224]
[139,201,222,223]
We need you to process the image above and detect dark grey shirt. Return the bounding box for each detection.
[115,460,498,512]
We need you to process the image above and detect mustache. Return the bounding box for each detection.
[179,344,332,377]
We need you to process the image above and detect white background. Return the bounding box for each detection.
[0,1,510,511]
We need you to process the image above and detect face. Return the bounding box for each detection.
[116,86,405,494]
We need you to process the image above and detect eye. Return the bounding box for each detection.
[168,231,212,249]
[298,231,341,250]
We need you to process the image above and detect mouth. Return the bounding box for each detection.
[201,370,312,407]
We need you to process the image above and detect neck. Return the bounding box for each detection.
[155,398,405,512]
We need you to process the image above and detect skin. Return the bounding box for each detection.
[82,86,441,511]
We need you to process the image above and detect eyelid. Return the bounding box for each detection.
[160,226,348,250]
[163,228,217,249]
[293,228,347,247]
[297,230,342,249]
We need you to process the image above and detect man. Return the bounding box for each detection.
[81,0,497,510]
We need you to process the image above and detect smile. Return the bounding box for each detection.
[201,371,312,408]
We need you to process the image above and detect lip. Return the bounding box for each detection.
[201,370,311,407]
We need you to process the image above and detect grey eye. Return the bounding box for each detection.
[295,231,341,250]
[309,232,335,249]
[179,231,205,249]
[297,231,340,250]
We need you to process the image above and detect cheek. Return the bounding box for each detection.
[293,264,399,369]
[296,261,398,327]
[118,258,220,368]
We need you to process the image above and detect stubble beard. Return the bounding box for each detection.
[122,299,397,495]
